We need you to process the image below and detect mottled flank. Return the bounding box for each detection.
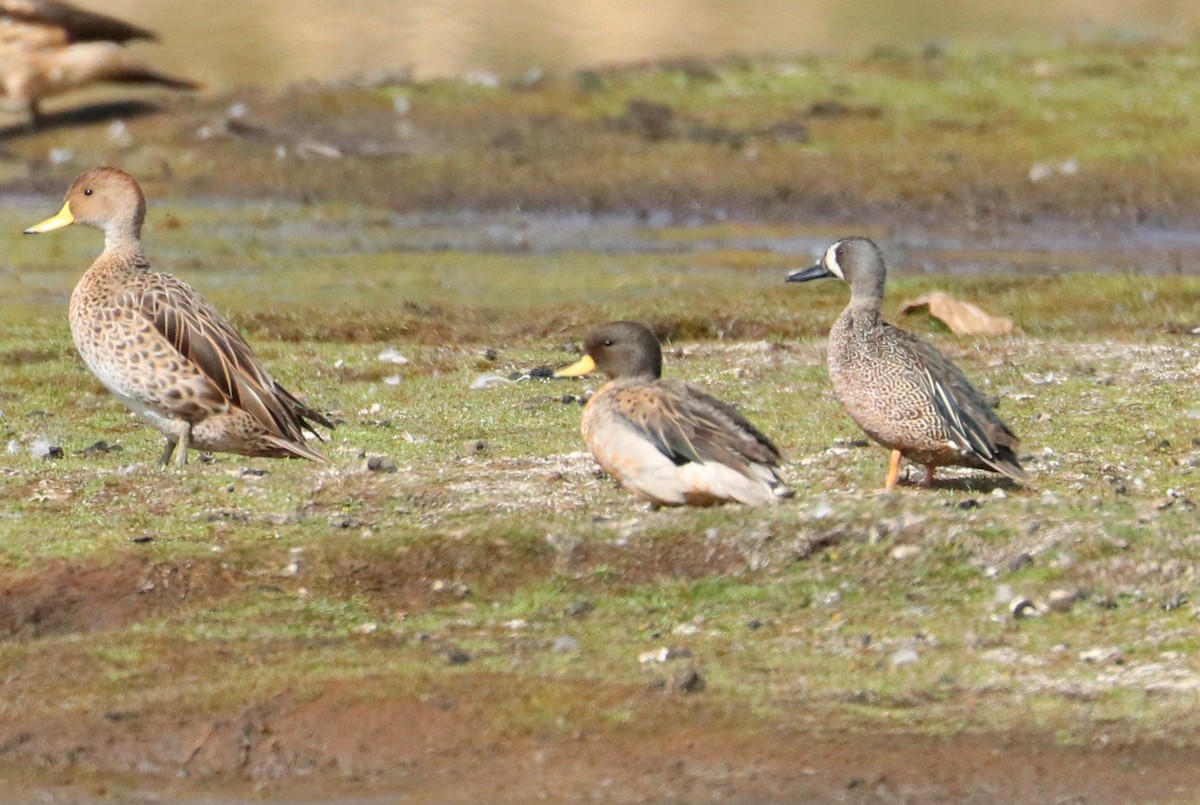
[556,320,790,506]
[24,166,333,466]
[789,237,1026,490]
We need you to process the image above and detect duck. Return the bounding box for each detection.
[0,0,154,48]
[787,237,1027,491]
[0,1,197,127]
[24,166,334,466]
[554,320,791,507]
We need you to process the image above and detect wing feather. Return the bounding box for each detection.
[609,380,782,477]
[890,326,1026,481]
[134,272,332,440]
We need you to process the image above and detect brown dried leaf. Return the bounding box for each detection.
[900,291,1014,336]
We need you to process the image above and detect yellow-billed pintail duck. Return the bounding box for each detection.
[0,0,197,127]
[24,166,333,466]
[788,237,1027,491]
[555,320,791,507]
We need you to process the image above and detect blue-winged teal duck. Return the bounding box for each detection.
[25,166,333,466]
[788,237,1026,490]
[555,321,791,507]
[0,0,197,127]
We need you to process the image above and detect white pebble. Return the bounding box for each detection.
[377,348,409,365]
[470,373,511,390]
[638,647,670,664]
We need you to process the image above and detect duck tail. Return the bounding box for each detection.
[979,446,1029,485]
[264,433,331,463]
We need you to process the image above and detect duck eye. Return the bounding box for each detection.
[83,189,93,196]
[835,245,845,261]
[603,339,614,347]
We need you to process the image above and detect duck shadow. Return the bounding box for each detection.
[900,472,1027,496]
[0,101,159,141]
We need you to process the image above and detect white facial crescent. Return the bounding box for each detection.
[822,242,845,279]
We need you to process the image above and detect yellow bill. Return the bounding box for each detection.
[24,201,75,234]
[553,354,596,378]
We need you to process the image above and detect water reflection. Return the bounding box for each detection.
[100,0,1197,88]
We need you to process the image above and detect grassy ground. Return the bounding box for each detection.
[1,36,1200,803]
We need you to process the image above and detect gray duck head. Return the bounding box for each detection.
[787,236,888,308]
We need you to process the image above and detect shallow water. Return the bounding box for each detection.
[98,0,1199,87]
[5,198,1198,307]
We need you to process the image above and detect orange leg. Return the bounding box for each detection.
[882,450,902,491]
[922,465,936,487]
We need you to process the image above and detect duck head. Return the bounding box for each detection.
[554,320,663,381]
[787,236,888,304]
[25,166,147,249]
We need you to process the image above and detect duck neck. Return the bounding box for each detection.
[846,292,884,317]
[101,222,145,261]
[847,272,886,316]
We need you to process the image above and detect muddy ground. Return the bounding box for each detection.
[3,549,1200,805]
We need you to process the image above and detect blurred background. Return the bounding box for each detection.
[101,0,1198,87]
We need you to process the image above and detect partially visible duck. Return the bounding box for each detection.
[0,0,196,127]
[24,166,334,466]
[0,0,154,48]
[555,321,791,507]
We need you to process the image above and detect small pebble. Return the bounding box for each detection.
[552,636,580,654]
[470,373,510,390]
[1007,552,1033,572]
[806,500,835,520]
[669,667,705,693]
[365,454,397,472]
[891,646,920,667]
[1010,596,1044,618]
[1046,588,1079,613]
[563,600,594,617]
[463,439,488,456]
[639,648,670,664]
[30,438,63,459]
[1079,647,1124,665]
[890,544,921,561]
[74,436,121,455]
[377,348,409,365]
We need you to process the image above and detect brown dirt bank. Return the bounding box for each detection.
[3,680,1199,804]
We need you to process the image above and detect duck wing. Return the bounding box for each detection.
[886,322,1026,480]
[134,271,333,442]
[610,379,782,475]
